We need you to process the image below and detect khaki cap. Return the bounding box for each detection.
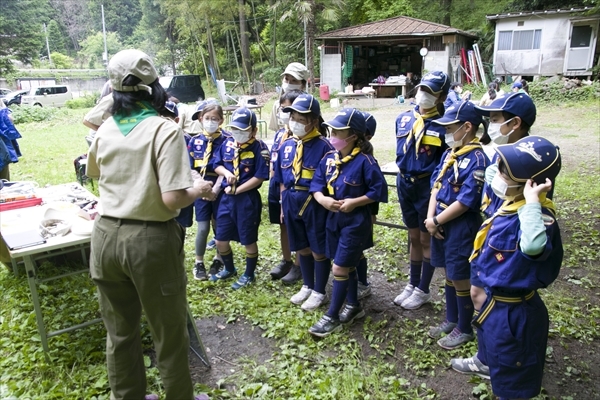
[108,49,159,94]
[281,62,309,81]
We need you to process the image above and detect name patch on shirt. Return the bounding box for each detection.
[425,130,439,137]
[459,158,471,169]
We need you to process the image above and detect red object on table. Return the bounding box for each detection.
[0,197,43,211]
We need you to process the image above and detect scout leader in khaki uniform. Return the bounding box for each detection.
[86,49,213,400]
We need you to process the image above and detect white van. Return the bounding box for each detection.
[21,85,73,107]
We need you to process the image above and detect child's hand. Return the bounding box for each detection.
[524,178,552,204]
[224,171,236,185]
[224,186,233,195]
[424,217,443,239]
[321,197,342,212]
[339,198,357,213]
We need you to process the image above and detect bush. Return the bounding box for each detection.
[9,105,59,123]
[528,79,600,104]
[66,93,99,109]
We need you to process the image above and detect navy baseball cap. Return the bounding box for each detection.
[475,92,536,126]
[433,100,482,126]
[416,71,450,95]
[282,94,320,116]
[362,112,377,137]
[164,101,178,118]
[322,108,366,132]
[226,107,257,131]
[495,136,561,184]
[191,101,208,121]
[512,81,523,89]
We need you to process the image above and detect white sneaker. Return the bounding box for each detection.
[393,283,414,306]
[290,285,313,305]
[357,282,372,300]
[401,286,431,309]
[301,291,327,311]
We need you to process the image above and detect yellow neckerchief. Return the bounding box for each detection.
[326,146,361,196]
[433,138,482,189]
[403,107,440,157]
[198,130,222,178]
[292,127,321,184]
[469,193,556,262]
[232,138,256,193]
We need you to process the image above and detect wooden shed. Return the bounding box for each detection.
[317,15,477,95]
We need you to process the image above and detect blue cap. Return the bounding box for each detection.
[512,81,523,89]
[474,92,537,126]
[495,136,561,184]
[362,112,377,137]
[226,107,257,131]
[191,101,208,121]
[322,108,366,132]
[416,71,450,95]
[281,94,320,116]
[164,101,178,118]
[433,100,482,126]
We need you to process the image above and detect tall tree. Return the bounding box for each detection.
[0,0,49,74]
[239,0,253,83]
[47,20,67,54]
[87,0,142,44]
[48,0,92,52]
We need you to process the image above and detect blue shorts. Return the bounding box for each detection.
[281,189,327,254]
[326,207,371,267]
[194,191,223,222]
[175,204,194,228]
[215,190,261,245]
[397,174,431,232]
[480,292,548,399]
[267,179,282,224]
[470,263,484,288]
[430,212,481,281]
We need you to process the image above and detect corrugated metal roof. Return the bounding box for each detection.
[486,7,598,20]
[317,15,477,40]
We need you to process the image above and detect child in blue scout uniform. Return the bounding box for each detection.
[275,94,333,311]
[268,89,303,282]
[354,111,380,300]
[174,101,207,231]
[188,103,230,281]
[467,136,562,400]
[393,71,450,310]
[212,107,270,289]
[451,92,539,377]
[425,101,489,349]
[308,108,387,337]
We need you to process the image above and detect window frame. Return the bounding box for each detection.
[497,29,542,51]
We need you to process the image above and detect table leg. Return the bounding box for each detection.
[402,86,407,97]
[23,255,49,354]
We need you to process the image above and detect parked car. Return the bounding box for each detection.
[159,75,205,103]
[0,88,12,97]
[21,85,73,107]
[2,90,29,106]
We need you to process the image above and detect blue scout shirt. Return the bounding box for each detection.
[214,137,270,189]
[268,127,291,201]
[432,144,488,215]
[395,107,446,177]
[310,150,388,204]
[274,134,333,191]
[188,130,229,183]
[473,208,562,292]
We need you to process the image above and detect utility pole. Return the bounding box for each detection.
[43,23,52,67]
[101,4,108,66]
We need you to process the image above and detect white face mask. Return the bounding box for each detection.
[231,129,250,144]
[488,118,515,145]
[289,120,308,137]
[282,81,302,93]
[203,121,219,134]
[278,112,290,126]
[445,123,467,149]
[491,173,521,200]
[415,90,438,109]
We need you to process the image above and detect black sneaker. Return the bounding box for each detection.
[193,262,207,281]
[308,315,342,337]
[281,265,302,285]
[339,303,365,324]
[208,259,223,278]
[270,260,293,280]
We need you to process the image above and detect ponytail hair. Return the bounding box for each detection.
[350,128,373,155]
[488,82,498,101]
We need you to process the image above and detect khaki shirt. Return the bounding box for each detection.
[87,115,193,221]
[84,95,114,127]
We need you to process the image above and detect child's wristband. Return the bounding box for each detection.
[433,216,440,226]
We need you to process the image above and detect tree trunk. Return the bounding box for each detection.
[306,0,317,93]
[440,0,452,26]
[270,0,276,67]
[205,17,220,79]
[166,21,177,75]
[238,0,253,84]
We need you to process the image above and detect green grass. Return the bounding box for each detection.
[1,105,599,399]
